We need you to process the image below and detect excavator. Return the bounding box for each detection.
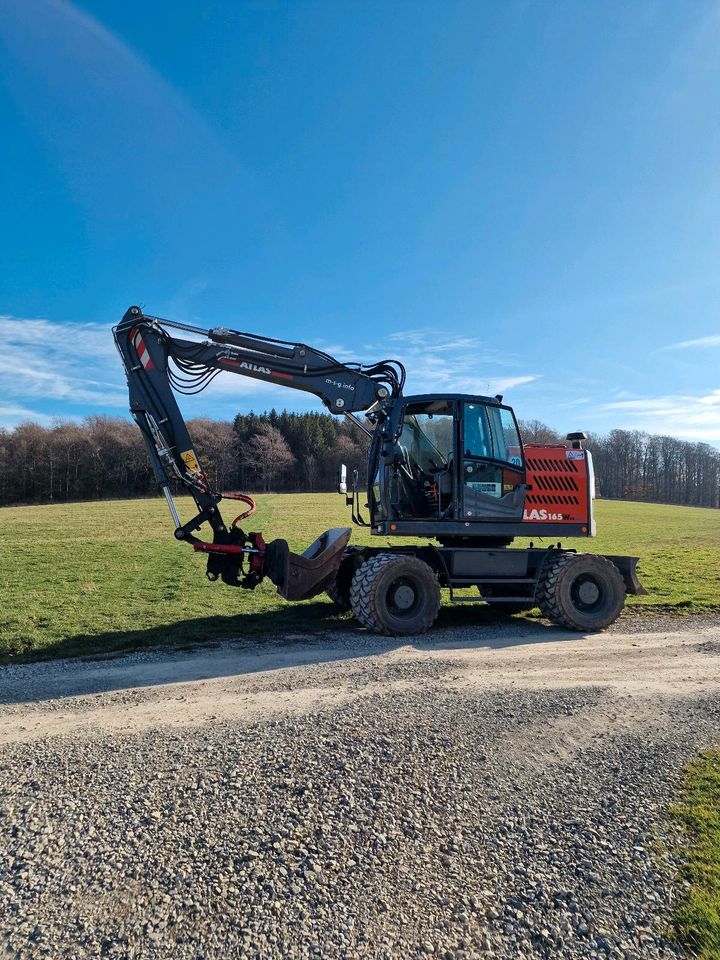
[114,306,645,635]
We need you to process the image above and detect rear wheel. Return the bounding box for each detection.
[537,553,626,631]
[350,554,441,636]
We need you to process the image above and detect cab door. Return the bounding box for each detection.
[461,402,526,521]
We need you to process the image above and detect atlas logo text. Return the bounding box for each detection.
[239,361,272,376]
[523,508,567,521]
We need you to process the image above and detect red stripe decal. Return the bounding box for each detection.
[130,330,155,371]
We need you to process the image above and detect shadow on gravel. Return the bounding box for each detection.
[0,606,585,706]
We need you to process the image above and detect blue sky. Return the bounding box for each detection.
[1,0,720,441]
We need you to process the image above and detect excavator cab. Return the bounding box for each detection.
[367,394,527,532]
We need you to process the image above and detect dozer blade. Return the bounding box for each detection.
[603,555,647,596]
[263,527,352,602]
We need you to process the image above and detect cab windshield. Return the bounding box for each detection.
[463,403,522,467]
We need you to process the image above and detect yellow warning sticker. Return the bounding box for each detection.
[180,449,202,474]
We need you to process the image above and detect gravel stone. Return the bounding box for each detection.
[0,613,718,958]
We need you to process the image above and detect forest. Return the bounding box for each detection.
[0,411,718,509]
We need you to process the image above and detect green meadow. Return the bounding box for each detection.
[1,494,718,661]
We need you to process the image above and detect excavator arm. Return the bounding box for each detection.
[113,305,403,600]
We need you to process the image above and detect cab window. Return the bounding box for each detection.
[399,400,453,473]
[463,402,522,467]
[463,404,492,459]
[491,406,523,467]
[392,399,454,519]
[461,401,524,510]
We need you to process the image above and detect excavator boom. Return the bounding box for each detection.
[113,305,403,599]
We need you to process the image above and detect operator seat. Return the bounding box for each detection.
[393,441,428,518]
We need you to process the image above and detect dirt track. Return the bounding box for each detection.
[1,616,720,959]
[1,616,719,743]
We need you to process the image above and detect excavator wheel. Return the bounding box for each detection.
[325,556,356,611]
[349,553,441,636]
[536,553,626,632]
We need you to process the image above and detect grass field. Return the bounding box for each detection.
[1,494,719,661]
[671,750,720,958]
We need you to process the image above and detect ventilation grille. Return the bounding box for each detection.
[525,456,579,474]
[528,472,580,493]
[525,493,580,506]
[526,454,582,508]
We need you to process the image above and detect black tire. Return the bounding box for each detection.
[537,553,626,631]
[326,557,355,611]
[349,554,441,636]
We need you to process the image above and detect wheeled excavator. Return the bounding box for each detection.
[114,306,645,635]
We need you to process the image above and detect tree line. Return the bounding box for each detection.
[521,419,720,508]
[0,412,717,508]
[0,412,368,506]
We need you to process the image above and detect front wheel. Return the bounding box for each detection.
[326,557,355,611]
[537,553,626,631]
[349,554,441,636]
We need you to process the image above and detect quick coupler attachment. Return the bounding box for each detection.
[193,526,352,601]
[193,529,266,589]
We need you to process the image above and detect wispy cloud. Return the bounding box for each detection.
[663,333,720,350]
[385,329,522,366]
[382,329,538,397]
[11,0,231,157]
[601,389,720,441]
[0,314,540,429]
[0,316,126,411]
[0,313,329,427]
[0,405,53,428]
[306,329,538,398]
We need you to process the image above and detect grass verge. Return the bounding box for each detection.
[671,750,720,959]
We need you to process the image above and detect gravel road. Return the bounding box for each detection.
[1,613,720,959]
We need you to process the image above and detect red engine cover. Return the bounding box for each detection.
[522,444,591,528]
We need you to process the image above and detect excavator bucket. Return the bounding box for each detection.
[263,527,352,602]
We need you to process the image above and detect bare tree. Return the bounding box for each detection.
[303,453,320,491]
[519,419,562,445]
[188,418,239,492]
[241,423,295,492]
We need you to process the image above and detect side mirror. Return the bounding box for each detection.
[337,463,347,495]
